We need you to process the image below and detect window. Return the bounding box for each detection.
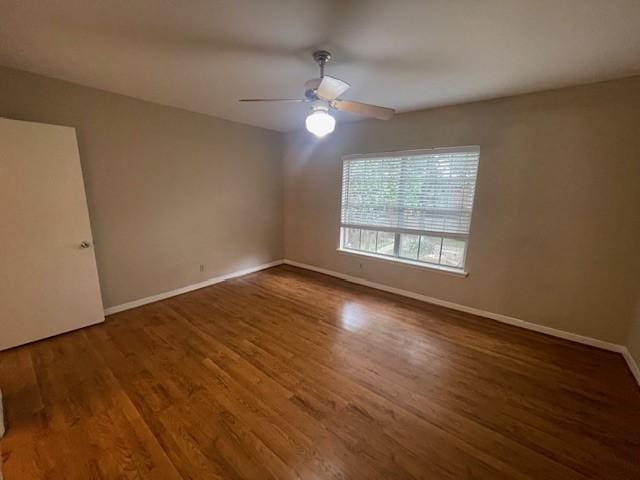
[339,146,480,272]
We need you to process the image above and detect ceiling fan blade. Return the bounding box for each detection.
[315,76,350,100]
[332,100,395,120]
[239,98,305,102]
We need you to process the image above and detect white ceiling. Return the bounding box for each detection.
[1,0,639,132]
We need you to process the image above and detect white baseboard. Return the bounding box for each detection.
[622,348,640,386]
[104,259,284,316]
[101,257,639,388]
[283,259,624,353]
[284,259,640,386]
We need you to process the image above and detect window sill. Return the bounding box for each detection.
[336,248,469,277]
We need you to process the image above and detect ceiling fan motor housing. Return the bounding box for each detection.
[304,78,323,100]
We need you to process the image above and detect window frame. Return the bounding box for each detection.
[337,145,480,276]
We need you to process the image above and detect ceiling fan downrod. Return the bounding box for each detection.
[312,50,331,78]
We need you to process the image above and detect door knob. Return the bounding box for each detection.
[79,241,92,249]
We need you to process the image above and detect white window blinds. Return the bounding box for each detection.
[341,146,480,236]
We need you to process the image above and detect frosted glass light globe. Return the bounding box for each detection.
[305,109,336,137]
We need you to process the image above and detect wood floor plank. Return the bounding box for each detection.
[1,265,639,479]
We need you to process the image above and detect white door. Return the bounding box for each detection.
[0,118,104,350]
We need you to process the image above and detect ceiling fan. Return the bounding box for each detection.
[239,50,395,137]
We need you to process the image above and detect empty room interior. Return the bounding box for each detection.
[1,1,640,479]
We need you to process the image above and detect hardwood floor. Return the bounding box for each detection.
[0,265,638,479]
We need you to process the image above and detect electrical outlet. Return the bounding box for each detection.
[199,264,205,272]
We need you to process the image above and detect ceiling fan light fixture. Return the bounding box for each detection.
[305,105,335,138]
[239,51,395,131]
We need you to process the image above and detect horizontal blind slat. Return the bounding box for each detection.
[341,148,479,235]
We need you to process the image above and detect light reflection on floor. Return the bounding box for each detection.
[339,302,368,332]
[337,299,447,370]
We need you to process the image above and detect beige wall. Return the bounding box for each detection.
[0,66,284,309]
[284,76,640,345]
